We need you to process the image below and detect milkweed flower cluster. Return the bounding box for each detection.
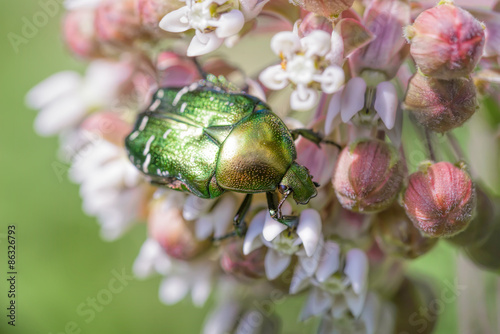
[27,0,500,333]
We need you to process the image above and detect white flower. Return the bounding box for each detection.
[133,238,173,278]
[160,0,268,56]
[69,139,147,241]
[325,78,402,144]
[243,204,322,280]
[289,241,369,320]
[26,60,132,136]
[259,30,345,111]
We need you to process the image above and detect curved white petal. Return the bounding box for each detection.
[214,10,244,38]
[262,213,287,242]
[246,78,267,102]
[327,30,344,66]
[298,240,322,277]
[159,276,190,305]
[243,210,266,255]
[239,0,269,20]
[289,265,311,294]
[159,7,191,33]
[386,104,403,148]
[344,288,366,318]
[270,31,300,57]
[301,30,331,57]
[300,288,332,321]
[317,66,345,94]
[191,270,212,307]
[26,71,81,109]
[345,248,368,295]
[259,65,289,91]
[183,195,213,221]
[340,77,366,123]
[203,301,241,334]
[264,249,291,280]
[187,32,224,57]
[290,86,318,111]
[133,239,164,279]
[296,209,322,257]
[315,241,341,282]
[324,89,343,135]
[360,293,380,334]
[374,81,398,130]
[34,95,87,136]
[195,215,214,240]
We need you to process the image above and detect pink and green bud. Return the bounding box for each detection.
[404,72,478,133]
[403,161,476,238]
[372,205,437,259]
[220,239,266,281]
[405,2,485,80]
[148,200,211,260]
[333,139,404,213]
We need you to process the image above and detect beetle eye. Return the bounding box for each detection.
[278,185,289,194]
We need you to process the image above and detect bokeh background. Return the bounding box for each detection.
[0,0,497,333]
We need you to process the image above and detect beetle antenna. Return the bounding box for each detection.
[192,57,207,80]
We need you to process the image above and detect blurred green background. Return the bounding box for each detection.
[0,0,489,333]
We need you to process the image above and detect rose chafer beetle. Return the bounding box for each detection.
[125,76,334,236]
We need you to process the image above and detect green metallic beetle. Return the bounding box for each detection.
[125,77,330,235]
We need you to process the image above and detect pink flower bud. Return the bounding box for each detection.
[148,201,211,260]
[220,239,266,281]
[403,161,476,238]
[63,9,102,59]
[135,0,181,38]
[292,0,355,20]
[372,205,437,259]
[94,0,142,45]
[405,3,485,80]
[333,139,404,213]
[80,112,132,147]
[404,72,477,133]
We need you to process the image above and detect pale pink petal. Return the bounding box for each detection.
[243,210,266,255]
[345,248,368,295]
[34,95,87,136]
[324,89,343,135]
[290,86,318,111]
[264,249,291,280]
[214,10,245,38]
[360,293,380,334]
[270,31,301,57]
[187,32,224,56]
[259,65,289,90]
[374,81,398,130]
[26,71,81,109]
[300,288,332,321]
[315,241,341,282]
[159,276,190,305]
[344,288,366,318]
[296,209,322,257]
[340,77,366,123]
[159,7,190,33]
[246,78,267,101]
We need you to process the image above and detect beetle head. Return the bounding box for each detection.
[280,162,318,205]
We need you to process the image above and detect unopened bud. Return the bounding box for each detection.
[148,199,211,260]
[372,205,437,259]
[220,239,266,281]
[291,0,354,20]
[405,3,485,79]
[333,139,404,213]
[95,0,142,45]
[404,72,477,133]
[63,9,102,59]
[403,161,476,238]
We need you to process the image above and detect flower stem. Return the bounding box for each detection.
[425,129,436,161]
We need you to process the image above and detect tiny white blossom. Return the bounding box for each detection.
[259,29,345,111]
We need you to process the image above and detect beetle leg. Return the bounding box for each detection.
[266,192,299,229]
[233,194,253,237]
[192,57,208,80]
[290,128,341,150]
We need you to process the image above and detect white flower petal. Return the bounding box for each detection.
[187,32,224,56]
[243,210,266,255]
[191,270,212,307]
[203,301,241,334]
[374,81,398,130]
[183,195,213,221]
[26,71,81,109]
[159,7,191,33]
[360,293,380,334]
[316,241,341,282]
[300,288,332,321]
[262,213,287,242]
[212,195,237,239]
[159,276,190,305]
[344,288,366,318]
[133,239,164,279]
[239,0,269,20]
[318,66,344,94]
[195,215,214,240]
[296,209,322,257]
[327,30,344,66]
[324,89,343,135]
[345,248,368,295]
[259,65,289,91]
[290,86,318,111]
[214,10,245,38]
[340,77,366,123]
[386,104,403,148]
[270,31,300,57]
[289,264,311,294]
[301,30,331,57]
[297,241,322,277]
[264,249,291,280]
[34,95,87,136]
